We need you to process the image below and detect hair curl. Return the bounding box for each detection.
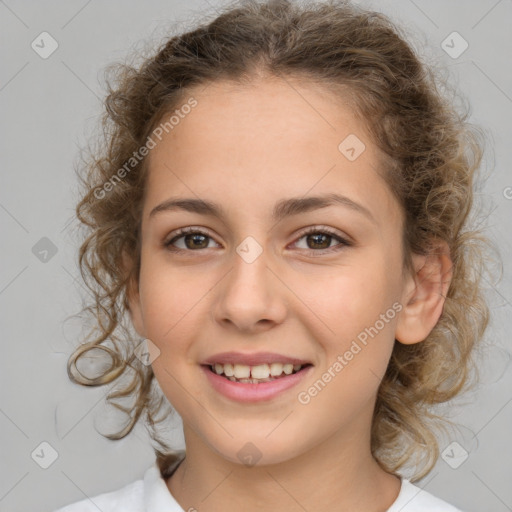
[68,0,497,481]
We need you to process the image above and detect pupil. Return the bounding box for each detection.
[309,233,329,249]
[186,234,207,249]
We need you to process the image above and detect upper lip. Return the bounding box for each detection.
[201,352,312,366]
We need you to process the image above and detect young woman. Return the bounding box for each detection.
[55,1,493,510]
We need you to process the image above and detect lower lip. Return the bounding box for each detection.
[201,365,313,403]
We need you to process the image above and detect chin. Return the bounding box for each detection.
[200,429,309,468]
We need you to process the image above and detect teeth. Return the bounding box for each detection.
[233,364,251,379]
[251,364,270,379]
[211,362,305,381]
[283,363,293,375]
[269,363,284,376]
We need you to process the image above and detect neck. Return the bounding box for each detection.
[166,403,402,512]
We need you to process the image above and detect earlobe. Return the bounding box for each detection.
[395,240,453,345]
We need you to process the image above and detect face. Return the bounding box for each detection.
[127,77,415,466]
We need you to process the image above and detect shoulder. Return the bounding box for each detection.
[387,479,465,512]
[52,475,144,512]
[52,456,185,512]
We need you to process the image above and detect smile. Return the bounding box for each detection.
[202,362,313,402]
[209,362,306,383]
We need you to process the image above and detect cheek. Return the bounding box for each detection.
[304,258,401,383]
[138,266,206,412]
[138,262,201,349]
[305,260,396,332]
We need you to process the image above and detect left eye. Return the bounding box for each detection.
[164,227,351,253]
[294,229,348,251]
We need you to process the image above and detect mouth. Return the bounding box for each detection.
[200,355,314,402]
[205,362,312,384]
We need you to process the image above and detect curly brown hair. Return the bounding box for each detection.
[68,0,496,481]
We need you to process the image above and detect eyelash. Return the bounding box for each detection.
[163,225,352,256]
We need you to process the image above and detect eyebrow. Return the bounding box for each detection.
[148,193,376,224]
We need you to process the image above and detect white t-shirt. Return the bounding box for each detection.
[53,456,464,512]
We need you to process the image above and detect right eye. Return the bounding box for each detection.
[164,227,220,252]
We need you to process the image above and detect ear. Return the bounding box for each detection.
[395,239,453,345]
[122,250,145,338]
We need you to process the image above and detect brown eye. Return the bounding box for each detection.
[164,226,351,255]
[306,232,332,250]
[182,233,209,249]
[165,228,218,251]
[293,227,351,254]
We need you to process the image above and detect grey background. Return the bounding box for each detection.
[1,0,511,511]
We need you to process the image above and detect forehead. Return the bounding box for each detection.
[143,77,400,227]
[151,77,363,162]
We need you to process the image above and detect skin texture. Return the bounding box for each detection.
[126,76,453,512]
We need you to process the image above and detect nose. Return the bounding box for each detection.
[211,245,288,334]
